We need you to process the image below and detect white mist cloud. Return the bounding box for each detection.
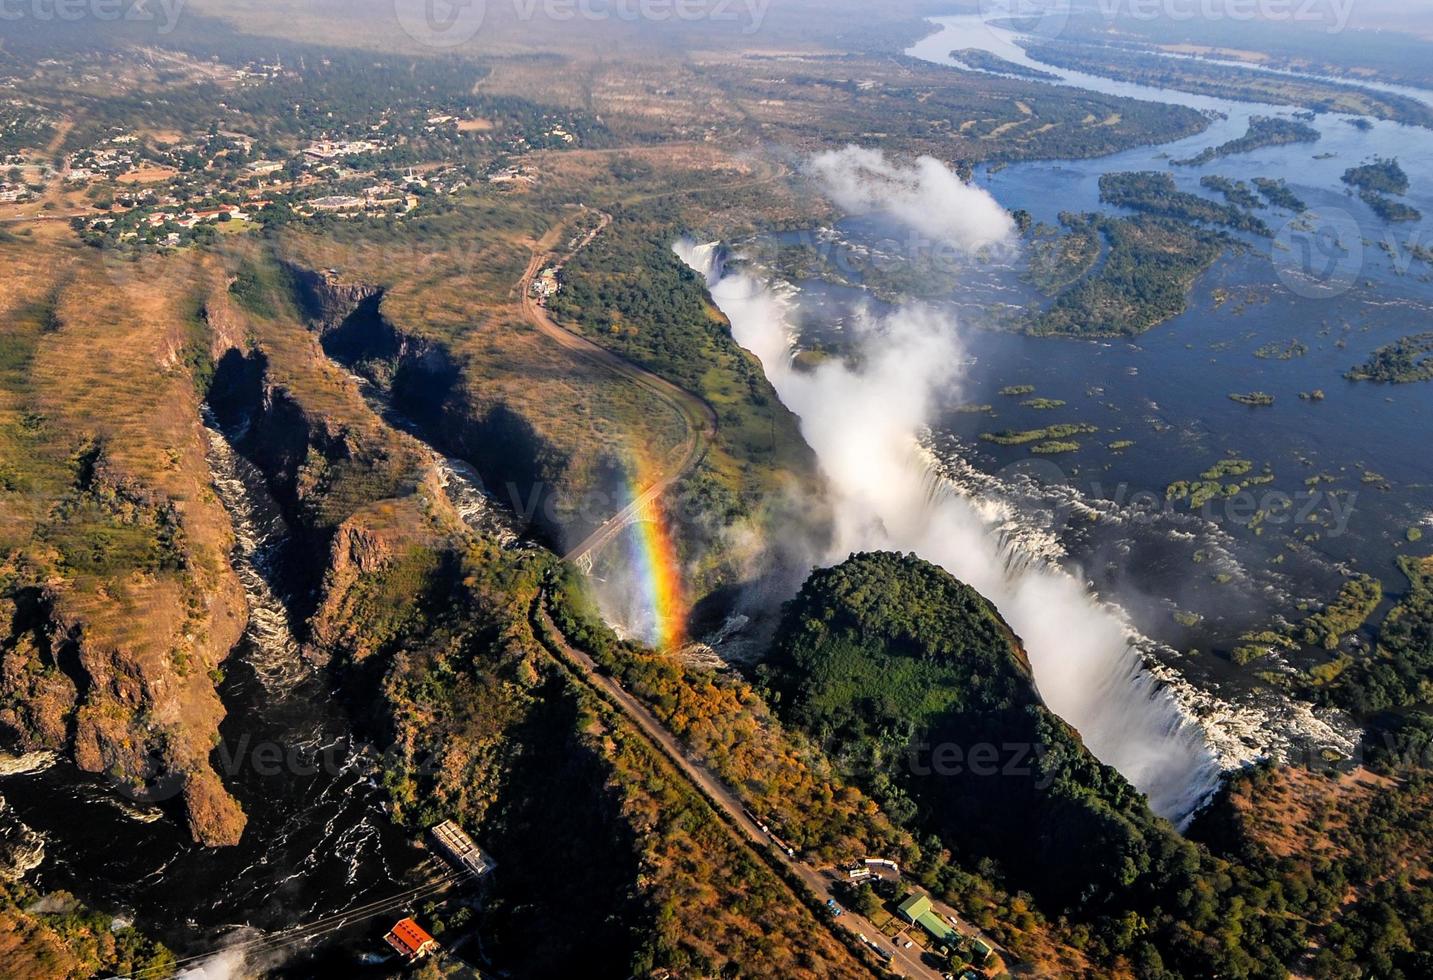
[676,241,1221,823]
[806,146,1016,251]
[178,946,249,980]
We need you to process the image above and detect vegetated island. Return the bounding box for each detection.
[1025,213,1102,295]
[1026,212,1226,337]
[1167,457,1276,511]
[1252,177,1307,212]
[1100,171,1271,236]
[951,48,1059,81]
[1254,339,1308,360]
[1173,115,1320,166]
[1359,190,1423,223]
[1020,40,1433,128]
[1201,175,1263,210]
[1232,573,1383,664]
[1346,332,1433,383]
[1342,157,1410,195]
[981,422,1098,446]
[1229,391,1276,406]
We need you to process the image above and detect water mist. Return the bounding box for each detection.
[677,239,1223,824]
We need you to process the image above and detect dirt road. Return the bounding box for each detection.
[515,213,717,564]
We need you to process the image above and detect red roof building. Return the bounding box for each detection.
[384,917,438,962]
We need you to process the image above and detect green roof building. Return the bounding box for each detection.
[896,893,956,945]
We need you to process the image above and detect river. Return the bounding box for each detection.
[686,15,1433,805]
[898,16,1433,656]
[0,413,436,973]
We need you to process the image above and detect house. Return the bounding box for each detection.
[429,819,496,879]
[896,893,956,946]
[383,917,438,962]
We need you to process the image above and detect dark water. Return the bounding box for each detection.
[0,418,434,971]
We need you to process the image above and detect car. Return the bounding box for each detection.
[902,939,913,948]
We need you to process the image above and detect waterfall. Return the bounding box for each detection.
[678,240,1224,824]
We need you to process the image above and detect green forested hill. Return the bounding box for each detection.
[764,553,1176,914]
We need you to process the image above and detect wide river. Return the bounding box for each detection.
[791,16,1433,687]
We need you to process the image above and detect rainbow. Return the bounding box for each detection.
[622,457,686,650]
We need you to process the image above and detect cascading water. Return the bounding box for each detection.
[678,240,1225,824]
[203,408,304,687]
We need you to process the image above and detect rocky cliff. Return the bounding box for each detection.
[0,251,250,847]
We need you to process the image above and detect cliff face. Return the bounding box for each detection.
[0,251,250,848]
[291,266,582,548]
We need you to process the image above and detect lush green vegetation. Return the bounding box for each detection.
[1100,171,1270,235]
[1174,116,1320,166]
[1253,177,1307,212]
[1166,457,1275,511]
[1316,556,1433,717]
[1200,175,1263,210]
[981,422,1097,446]
[951,48,1060,81]
[1300,574,1384,650]
[1024,212,1102,296]
[1342,157,1410,195]
[547,203,817,521]
[1347,332,1433,383]
[1360,190,1424,223]
[760,552,1433,978]
[1028,214,1226,336]
[762,552,1167,917]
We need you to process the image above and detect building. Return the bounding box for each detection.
[429,819,496,879]
[896,893,957,946]
[383,917,438,962]
[530,268,560,300]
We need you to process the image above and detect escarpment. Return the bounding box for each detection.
[0,249,249,847]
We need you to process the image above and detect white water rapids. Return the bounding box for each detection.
[678,241,1225,823]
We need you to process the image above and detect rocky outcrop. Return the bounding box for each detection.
[0,795,45,881]
[285,265,383,333]
[292,268,577,548]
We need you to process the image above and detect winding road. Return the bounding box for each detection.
[515,209,717,565]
